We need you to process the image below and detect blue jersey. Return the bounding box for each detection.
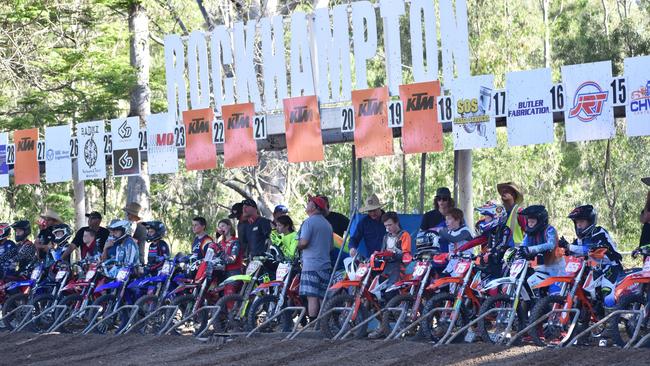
[0,240,16,258]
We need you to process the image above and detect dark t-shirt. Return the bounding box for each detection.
[244,216,272,258]
[72,226,110,254]
[641,223,650,246]
[420,209,445,231]
[326,211,350,237]
[237,221,249,256]
[36,227,54,260]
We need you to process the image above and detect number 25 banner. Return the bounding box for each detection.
[223,103,258,168]
[283,95,324,163]
[399,81,443,154]
[352,87,393,158]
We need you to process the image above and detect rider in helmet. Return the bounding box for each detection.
[519,205,564,291]
[102,219,140,266]
[561,205,623,307]
[0,221,37,276]
[0,223,16,277]
[143,221,170,266]
[50,223,73,263]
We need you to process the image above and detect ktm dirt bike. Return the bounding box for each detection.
[608,245,650,347]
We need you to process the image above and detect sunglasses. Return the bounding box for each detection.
[436,196,450,202]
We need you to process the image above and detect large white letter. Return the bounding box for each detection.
[164,34,187,122]
[210,25,235,114]
[187,31,211,109]
[409,0,438,82]
[260,16,288,110]
[313,5,353,103]
[233,21,262,106]
[351,1,377,90]
[290,11,315,97]
[440,0,470,83]
[380,0,404,95]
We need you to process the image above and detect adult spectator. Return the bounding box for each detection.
[34,209,63,260]
[420,187,454,232]
[349,193,386,258]
[241,199,272,258]
[640,177,650,247]
[497,182,526,247]
[297,195,333,319]
[228,202,248,256]
[123,202,147,264]
[70,211,110,257]
[319,196,350,237]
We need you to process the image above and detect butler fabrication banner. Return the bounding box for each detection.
[450,74,496,150]
[147,113,179,175]
[183,108,217,171]
[506,68,554,146]
[562,61,614,142]
[0,133,9,187]
[14,128,40,185]
[77,120,107,181]
[45,125,72,183]
[223,103,258,168]
[399,81,443,154]
[283,95,324,163]
[352,87,393,158]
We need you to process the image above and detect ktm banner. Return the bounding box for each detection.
[223,103,258,168]
[283,96,324,163]
[399,81,443,153]
[352,87,393,158]
[183,108,217,171]
[14,128,39,185]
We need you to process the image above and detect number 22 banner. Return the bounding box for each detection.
[223,103,258,168]
[352,87,393,158]
[399,81,443,154]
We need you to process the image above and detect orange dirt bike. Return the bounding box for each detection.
[320,251,395,339]
[608,245,650,347]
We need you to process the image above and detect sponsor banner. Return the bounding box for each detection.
[0,132,9,187]
[283,95,324,163]
[450,75,496,150]
[146,113,179,175]
[45,125,72,183]
[111,117,141,177]
[183,108,217,171]
[561,61,614,142]
[399,81,443,153]
[77,120,107,181]
[506,68,554,146]
[624,55,650,137]
[352,87,393,158]
[223,103,258,168]
[14,128,40,185]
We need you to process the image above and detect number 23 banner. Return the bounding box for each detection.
[223,103,258,168]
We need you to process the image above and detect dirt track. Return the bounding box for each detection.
[0,332,647,366]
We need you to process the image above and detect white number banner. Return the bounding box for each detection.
[506,68,554,146]
[111,117,141,177]
[146,113,179,175]
[0,132,8,187]
[77,121,107,181]
[624,55,650,137]
[45,125,72,183]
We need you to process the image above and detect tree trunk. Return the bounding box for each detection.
[540,0,551,68]
[72,161,85,231]
[127,1,151,217]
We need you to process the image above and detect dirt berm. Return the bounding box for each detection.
[0,332,647,366]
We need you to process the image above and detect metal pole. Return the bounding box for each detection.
[457,150,473,230]
[356,158,362,205]
[419,153,426,214]
[350,146,356,211]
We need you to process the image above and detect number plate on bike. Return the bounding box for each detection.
[31,267,42,280]
[160,262,172,275]
[55,270,66,281]
[413,262,427,278]
[85,269,96,281]
[509,259,526,277]
[356,265,368,278]
[453,260,470,276]
[246,260,262,275]
[276,263,290,280]
[565,257,582,274]
[116,268,130,281]
[644,257,650,272]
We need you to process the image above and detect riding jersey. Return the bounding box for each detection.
[114,236,140,266]
[147,240,170,264]
[0,240,37,272]
[522,225,562,266]
[0,239,16,259]
[568,226,622,267]
[439,225,473,255]
[216,237,243,272]
[191,234,214,260]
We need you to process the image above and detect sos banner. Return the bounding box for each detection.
[45,125,72,183]
[111,117,141,177]
[399,81,443,154]
[506,68,554,146]
[283,95,324,163]
[0,132,9,187]
[562,61,614,142]
[450,75,496,150]
[77,120,107,181]
[223,103,258,168]
[183,108,217,171]
[624,55,650,137]
[352,87,393,158]
[14,128,40,185]
[147,113,179,175]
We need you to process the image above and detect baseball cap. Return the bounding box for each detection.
[85,211,102,220]
[228,203,243,219]
[308,196,328,211]
[241,199,257,208]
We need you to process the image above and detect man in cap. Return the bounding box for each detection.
[124,202,147,264]
[639,177,650,248]
[297,195,333,319]
[349,194,386,258]
[228,202,249,257]
[497,182,527,247]
[69,211,110,258]
[240,199,272,258]
[34,209,63,260]
[420,187,455,232]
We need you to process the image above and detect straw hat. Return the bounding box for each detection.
[39,209,63,224]
[497,182,524,205]
[359,193,386,213]
[123,202,142,221]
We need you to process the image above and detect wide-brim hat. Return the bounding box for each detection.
[359,193,385,213]
[40,209,63,224]
[497,182,524,205]
[642,177,650,187]
[122,202,142,221]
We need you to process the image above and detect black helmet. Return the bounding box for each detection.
[143,221,166,242]
[51,224,72,244]
[11,220,31,242]
[521,205,548,235]
[568,205,597,239]
[0,223,11,240]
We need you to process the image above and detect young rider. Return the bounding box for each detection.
[102,219,140,267]
[215,219,243,297]
[438,208,473,255]
[0,220,37,275]
[50,223,73,264]
[143,221,170,266]
[189,216,214,262]
[274,215,298,261]
[0,223,16,278]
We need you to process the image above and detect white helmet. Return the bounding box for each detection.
[107,219,132,241]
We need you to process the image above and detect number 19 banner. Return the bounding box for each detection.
[399,81,443,154]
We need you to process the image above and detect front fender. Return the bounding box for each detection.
[427,277,463,291]
[220,274,251,286]
[252,281,284,294]
[534,276,576,289]
[95,281,122,293]
[482,277,517,291]
[6,280,34,291]
[329,280,361,290]
[615,273,650,299]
